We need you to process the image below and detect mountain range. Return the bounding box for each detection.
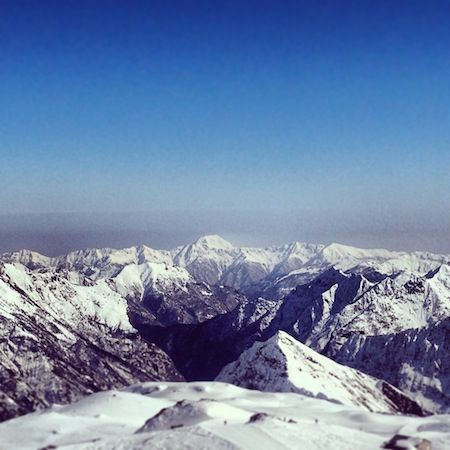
[1,234,449,426]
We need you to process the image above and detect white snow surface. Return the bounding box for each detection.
[0,381,449,450]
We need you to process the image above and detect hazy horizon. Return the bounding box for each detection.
[1,1,449,254]
[0,210,448,256]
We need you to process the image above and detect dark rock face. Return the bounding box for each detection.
[380,382,429,417]
[133,298,281,381]
[382,434,432,450]
[140,284,245,326]
[264,268,365,344]
[0,320,182,422]
[333,319,450,412]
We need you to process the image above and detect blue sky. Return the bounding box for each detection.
[0,1,449,253]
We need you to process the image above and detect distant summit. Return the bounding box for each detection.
[191,234,235,250]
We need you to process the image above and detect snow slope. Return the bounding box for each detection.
[0,381,449,450]
[216,331,425,415]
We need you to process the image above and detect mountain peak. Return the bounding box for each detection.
[192,235,234,250]
[217,331,425,415]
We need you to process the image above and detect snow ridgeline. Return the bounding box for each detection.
[3,234,449,297]
[0,381,448,450]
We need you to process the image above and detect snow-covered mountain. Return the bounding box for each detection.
[114,262,244,325]
[172,235,238,285]
[0,236,321,292]
[0,261,182,421]
[0,250,245,420]
[266,265,450,349]
[260,242,450,298]
[1,381,448,450]
[2,245,172,280]
[258,266,450,412]
[1,244,245,326]
[3,235,448,296]
[216,331,425,415]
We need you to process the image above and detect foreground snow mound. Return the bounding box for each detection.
[0,382,449,450]
[217,332,425,415]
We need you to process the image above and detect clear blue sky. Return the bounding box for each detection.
[0,1,449,253]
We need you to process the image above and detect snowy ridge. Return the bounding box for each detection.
[216,331,425,415]
[114,262,192,299]
[114,261,243,326]
[3,235,448,296]
[1,381,449,450]
[266,243,450,298]
[272,265,450,350]
[2,245,172,280]
[0,262,132,332]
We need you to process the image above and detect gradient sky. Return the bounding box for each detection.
[0,1,449,254]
